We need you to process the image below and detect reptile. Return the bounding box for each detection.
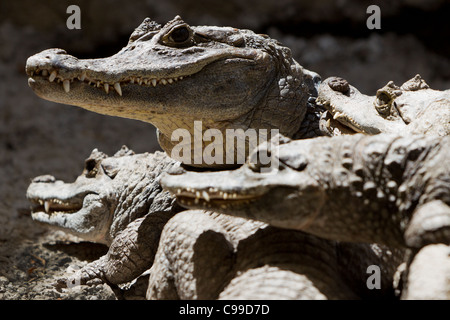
[25,15,320,167]
[161,133,450,248]
[24,16,449,298]
[25,16,449,167]
[317,75,450,136]
[27,146,181,290]
[26,147,397,299]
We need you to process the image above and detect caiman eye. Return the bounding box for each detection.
[169,26,190,43]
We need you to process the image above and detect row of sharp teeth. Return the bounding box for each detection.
[321,102,361,132]
[31,69,186,96]
[36,199,73,213]
[174,187,243,204]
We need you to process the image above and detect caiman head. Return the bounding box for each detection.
[316,74,449,136]
[160,134,326,232]
[26,16,320,167]
[26,146,177,245]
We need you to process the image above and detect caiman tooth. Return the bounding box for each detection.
[41,69,49,77]
[137,78,142,85]
[63,80,70,93]
[49,70,57,82]
[114,82,122,96]
[80,71,86,82]
[151,79,157,87]
[161,79,167,85]
[202,191,210,202]
[144,79,149,85]
[44,201,50,213]
[333,112,342,120]
[167,78,173,84]
[104,83,109,94]
[326,119,331,129]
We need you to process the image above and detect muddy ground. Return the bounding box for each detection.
[0,0,448,299]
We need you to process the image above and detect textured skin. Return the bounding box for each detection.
[24,17,448,298]
[161,134,450,248]
[25,16,320,167]
[147,210,394,300]
[27,148,398,299]
[27,146,181,287]
[317,75,450,136]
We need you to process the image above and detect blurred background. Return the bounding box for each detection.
[0,0,449,299]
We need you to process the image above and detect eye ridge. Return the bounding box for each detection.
[170,26,190,43]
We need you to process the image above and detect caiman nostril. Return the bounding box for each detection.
[32,175,56,183]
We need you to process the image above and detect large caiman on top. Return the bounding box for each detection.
[26,15,320,167]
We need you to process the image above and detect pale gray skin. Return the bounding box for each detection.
[26,147,398,299]
[400,244,450,300]
[25,15,320,167]
[147,210,395,300]
[27,146,181,287]
[161,133,450,248]
[317,75,450,136]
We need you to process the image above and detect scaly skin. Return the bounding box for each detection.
[317,75,450,136]
[27,148,398,299]
[147,210,394,300]
[161,133,450,248]
[25,16,320,167]
[27,146,181,286]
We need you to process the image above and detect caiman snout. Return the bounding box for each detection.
[26,48,69,75]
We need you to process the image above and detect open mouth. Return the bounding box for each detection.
[27,67,189,96]
[29,197,83,215]
[319,106,363,135]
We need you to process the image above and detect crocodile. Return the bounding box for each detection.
[161,133,450,248]
[317,75,450,136]
[25,15,320,167]
[26,147,397,299]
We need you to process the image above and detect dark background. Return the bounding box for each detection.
[0,0,448,299]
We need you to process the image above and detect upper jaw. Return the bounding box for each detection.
[26,177,96,217]
[25,48,194,98]
[25,44,260,97]
[160,166,301,209]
